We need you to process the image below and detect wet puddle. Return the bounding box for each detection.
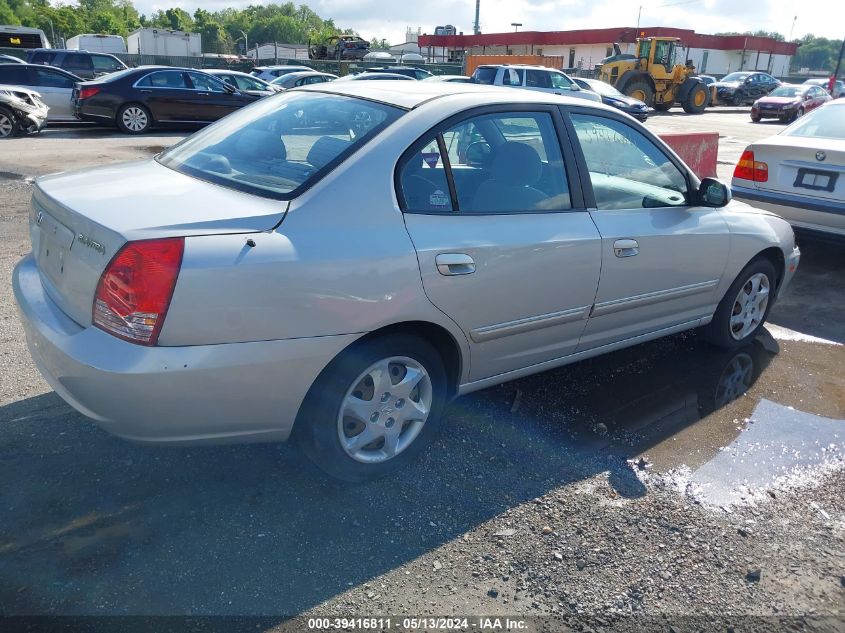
[489,325,845,507]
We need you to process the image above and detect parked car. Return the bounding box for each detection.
[0,63,80,121]
[751,84,831,123]
[714,71,780,106]
[362,66,433,80]
[270,71,337,89]
[801,77,844,99]
[74,66,255,134]
[422,75,472,83]
[337,72,414,81]
[250,65,310,83]
[13,82,799,482]
[471,64,601,103]
[732,99,845,240]
[205,69,280,98]
[310,35,369,61]
[0,53,24,64]
[573,77,649,121]
[26,49,127,80]
[0,84,48,137]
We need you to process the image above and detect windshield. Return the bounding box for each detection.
[158,92,403,199]
[768,86,803,98]
[721,72,751,83]
[584,80,622,97]
[782,105,845,140]
[472,67,497,85]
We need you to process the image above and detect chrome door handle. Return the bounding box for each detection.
[613,239,639,258]
[436,253,476,275]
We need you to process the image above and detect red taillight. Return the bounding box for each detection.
[93,238,184,346]
[734,149,768,182]
[79,86,100,100]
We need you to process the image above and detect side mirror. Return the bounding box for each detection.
[570,83,580,91]
[699,177,731,207]
[223,83,238,94]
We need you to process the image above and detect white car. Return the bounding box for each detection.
[732,99,845,240]
[471,64,601,102]
[250,65,311,83]
[802,78,844,99]
[0,62,79,121]
[14,82,798,481]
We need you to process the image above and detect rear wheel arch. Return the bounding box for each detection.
[290,320,465,441]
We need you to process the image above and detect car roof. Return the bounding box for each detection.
[280,71,333,77]
[255,65,309,70]
[297,80,616,111]
[476,64,564,72]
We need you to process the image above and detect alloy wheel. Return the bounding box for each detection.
[729,273,770,340]
[122,106,148,132]
[337,356,433,464]
[0,112,14,138]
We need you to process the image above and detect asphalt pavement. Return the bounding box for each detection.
[0,111,843,628]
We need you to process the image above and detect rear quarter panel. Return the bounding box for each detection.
[159,102,473,377]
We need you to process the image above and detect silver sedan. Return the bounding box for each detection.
[14,82,800,480]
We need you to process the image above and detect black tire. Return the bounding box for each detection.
[751,115,761,122]
[732,91,744,106]
[682,83,709,113]
[0,106,20,138]
[653,102,672,111]
[297,334,448,482]
[701,258,777,349]
[623,79,655,106]
[116,103,152,134]
[790,107,804,122]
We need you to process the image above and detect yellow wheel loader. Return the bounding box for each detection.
[597,37,710,113]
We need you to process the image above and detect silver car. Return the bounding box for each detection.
[13,82,800,481]
[732,99,845,239]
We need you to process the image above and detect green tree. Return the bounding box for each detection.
[0,0,20,24]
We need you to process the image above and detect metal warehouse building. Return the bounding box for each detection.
[418,26,798,77]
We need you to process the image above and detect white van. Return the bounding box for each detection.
[0,25,50,49]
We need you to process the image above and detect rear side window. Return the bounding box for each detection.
[570,113,688,210]
[399,111,571,214]
[472,67,496,85]
[501,68,524,86]
[137,71,188,88]
[0,65,28,84]
[30,51,56,64]
[31,68,74,88]
[92,55,123,72]
[63,53,93,72]
[526,70,551,89]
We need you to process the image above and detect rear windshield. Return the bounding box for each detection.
[472,67,497,85]
[782,105,845,140]
[157,91,403,199]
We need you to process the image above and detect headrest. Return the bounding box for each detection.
[491,141,542,186]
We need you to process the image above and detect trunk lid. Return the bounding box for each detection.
[748,136,845,202]
[30,159,287,327]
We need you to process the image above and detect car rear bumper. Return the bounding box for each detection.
[13,254,358,445]
[732,184,845,238]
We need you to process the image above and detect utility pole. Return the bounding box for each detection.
[831,35,845,93]
[473,0,481,35]
[239,30,248,56]
[511,23,521,32]
[788,16,797,41]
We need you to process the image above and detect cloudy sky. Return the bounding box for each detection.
[132,0,843,45]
